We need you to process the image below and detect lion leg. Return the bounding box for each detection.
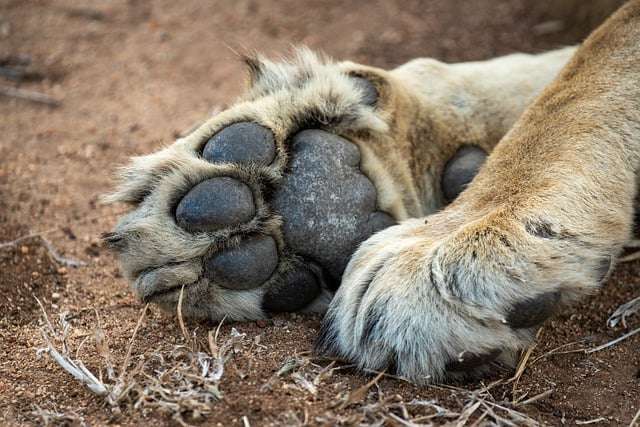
[317,0,640,382]
[105,46,576,321]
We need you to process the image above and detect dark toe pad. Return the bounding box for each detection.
[205,235,278,290]
[506,291,560,329]
[202,122,276,165]
[446,349,501,372]
[272,130,395,284]
[442,145,487,203]
[176,177,255,232]
[262,266,320,312]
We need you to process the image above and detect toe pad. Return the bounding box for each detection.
[262,266,320,312]
[205,236,278,290]
[176,177,255,232]
[442,146,487,203]
[202,122,276,165]
[506,291,560,329]
[273,130,395,283]
[446,349,501,372]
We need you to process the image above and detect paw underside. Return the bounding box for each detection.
[314,213,612,383]
[105,52,395,321]
[104,50,615,385]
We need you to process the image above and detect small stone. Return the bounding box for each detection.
[20,245,29,254]
[57,267,68,275]
[51,292,61,301]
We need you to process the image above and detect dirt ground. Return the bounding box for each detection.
[1,0,639,425]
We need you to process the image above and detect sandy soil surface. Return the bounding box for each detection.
[1,0,638,425]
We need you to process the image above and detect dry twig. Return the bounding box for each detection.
[630,406,640,427]
[0,232,86,267]
[0,85,60,106]
[41,237,86,267]
[608,296,640,328]
[31,405,87,427]
[35,300,246,424]
[576,417,608,425]
[586,326,640,354]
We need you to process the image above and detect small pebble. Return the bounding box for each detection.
[273,319,288,328]
[51,292,61,301]
[20,245,29,254]
[57,267,68,275]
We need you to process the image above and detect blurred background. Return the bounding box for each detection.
[0,0,626,250]
[1,1,635,425]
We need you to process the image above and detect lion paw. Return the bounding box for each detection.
[316,209,611,383]
[104,50,396,321]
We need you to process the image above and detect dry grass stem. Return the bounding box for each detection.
[340,371,385,408]
[0,210,128,251]
[34,300,247,424]
[31,405,87,427]
[629,406,640,427]
[177,285,190,344]
[608,296,640,328]
[585,326,640,354]
[0,233,85,267]
[41,237,86,267]
[576,417,608,425]
[36,298,109,396]
[509,341,536,398]
[516,389,554,407]
[529,340,586,365]
[0,85,60,106]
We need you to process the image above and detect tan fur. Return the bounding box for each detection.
[354,46,576,217]
[321,0,640,382]
[106,44,575,323]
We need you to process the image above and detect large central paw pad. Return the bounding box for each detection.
[107,60,396,321]
[274,130,394,284]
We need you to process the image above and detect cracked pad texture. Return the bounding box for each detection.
[204,236,278,290]
[175,177,255,232]
[273,130,394,284]
[202,122,276,165]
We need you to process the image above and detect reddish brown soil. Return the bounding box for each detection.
[1,0,638,425]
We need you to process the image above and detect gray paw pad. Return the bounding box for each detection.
[442,146,487,203]
[272,129,395,283]
[262,266,321,313]
[202,122,276,165]
[351,76,378,106]
[204,236,278,290]
[175,177,255,232]
[446,349,501,372]
[506,291,560,329]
